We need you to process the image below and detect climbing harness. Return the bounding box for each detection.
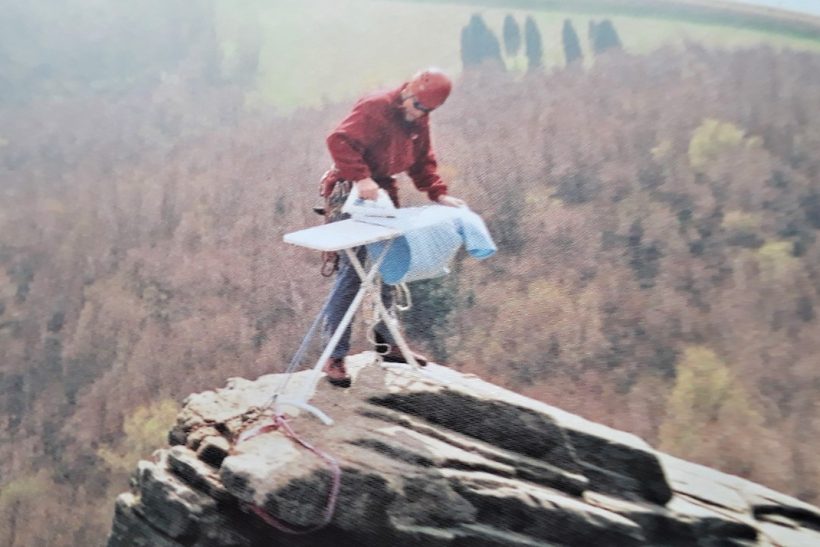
[318,178,352,277]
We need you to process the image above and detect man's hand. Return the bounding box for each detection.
[356,178,380,200]
[436,195,467,208]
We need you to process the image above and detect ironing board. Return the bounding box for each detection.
[280,218,423,424]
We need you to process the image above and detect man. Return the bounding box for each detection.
[319,68,467,387]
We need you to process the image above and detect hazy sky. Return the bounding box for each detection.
[727,0,820,16]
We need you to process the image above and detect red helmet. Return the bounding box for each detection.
[407,68,452,111]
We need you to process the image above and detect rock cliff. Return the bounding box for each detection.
[107,353,820,546]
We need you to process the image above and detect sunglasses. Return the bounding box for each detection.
[412,98,433,114]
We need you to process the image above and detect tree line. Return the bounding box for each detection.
[461,12,623,70]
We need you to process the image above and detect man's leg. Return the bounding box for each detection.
[323,246,366,359]
[371,281,429,367]
[373,281,396,348]
[323,245,428,374]
[320,247,365,387]
[318,178,359,387]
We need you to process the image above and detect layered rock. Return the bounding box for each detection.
[107,353,820,546]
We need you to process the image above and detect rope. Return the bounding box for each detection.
[365,281,402,353]
[320,251,339,277]
[366,282,412,352]
[269,282,339,404]
[395,282,412,312]
[235,414,342,535]
[179,249,357,536]
[181,408,342,535]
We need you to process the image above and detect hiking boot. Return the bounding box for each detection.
[323,357,351,388]
[381,345,428,367]
[374,331,428,366]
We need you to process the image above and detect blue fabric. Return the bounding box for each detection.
[365,206,496,285]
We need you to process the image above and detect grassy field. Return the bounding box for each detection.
[214,0,820,111]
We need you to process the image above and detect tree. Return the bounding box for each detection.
[524,16,543,71]
[562,19,583,65]
[502,14,521,58]
[590,18,623,55]
[97,398,179,473]
[403,275,459,362]
[460,14,504,70]
[658,347,789,479]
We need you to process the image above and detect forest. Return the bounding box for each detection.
[2,6,820,546]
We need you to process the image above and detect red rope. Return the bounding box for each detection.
[235,414,342,535]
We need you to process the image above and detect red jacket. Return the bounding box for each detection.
[324,85,448,205]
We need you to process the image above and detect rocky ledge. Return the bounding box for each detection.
[107,353,820,546]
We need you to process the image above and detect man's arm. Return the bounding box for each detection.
[326,99,384,199]
[407,125,448,202]
[436,195,466,208]
[326,100,376,182]
[407,125,465,207]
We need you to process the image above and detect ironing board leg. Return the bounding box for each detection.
[346,255,421,369]
[296,244,391,406]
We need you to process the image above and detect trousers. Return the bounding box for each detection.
[323,246,396,359]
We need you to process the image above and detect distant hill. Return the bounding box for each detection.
[726,0,820,17]
[406,0,820,38]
